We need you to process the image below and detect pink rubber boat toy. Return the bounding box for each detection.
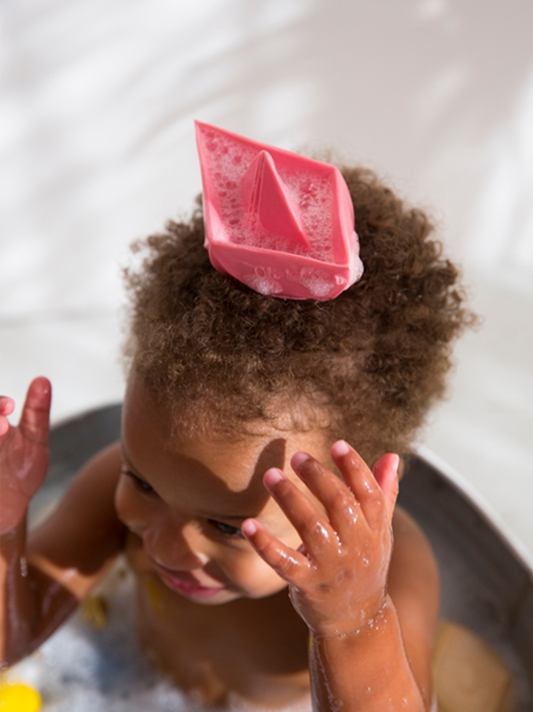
[195,121,364,300]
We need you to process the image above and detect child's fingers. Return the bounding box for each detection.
[330,441,385,529]
[0,396,15,437]
[18,377,52,446]
[241,518,309,584]
[0,396,15,416]
[0,418,9,437]
[372,453,399,526]
[289,454,361,539]
[262,468,337,555]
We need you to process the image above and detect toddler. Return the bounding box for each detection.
[0,124,472,711]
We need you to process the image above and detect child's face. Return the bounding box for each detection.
[116,373,331,605]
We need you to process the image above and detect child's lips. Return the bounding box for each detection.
[159,575,226,599]
[149,559,227,598]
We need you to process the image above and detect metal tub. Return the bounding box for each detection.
[29,405,533,710]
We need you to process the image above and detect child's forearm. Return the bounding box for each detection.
[243,447,433,710]
[309,596,427,712]
[0,515,77,667]
[1,515,38,665]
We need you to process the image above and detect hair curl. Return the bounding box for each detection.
[123,166,475,465]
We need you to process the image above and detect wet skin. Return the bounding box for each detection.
[115,373,325,703]
[1,376,439,709]
[117,372,335,605]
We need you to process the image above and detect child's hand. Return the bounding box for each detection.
[0,377,51,535]
[242,441,399,637]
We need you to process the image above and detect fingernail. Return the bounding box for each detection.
[264,468,284,487]
[332,440,350,456]
[242,520,257,537]
[291,452,310,470]
[391,454,400,474]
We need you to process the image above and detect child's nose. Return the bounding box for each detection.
[143,519,209,571]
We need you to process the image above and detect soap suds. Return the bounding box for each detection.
[201,127,335,262]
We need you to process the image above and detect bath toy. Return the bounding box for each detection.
[195,121,364,300]
[0,683,41,712]
[81,595,108,630]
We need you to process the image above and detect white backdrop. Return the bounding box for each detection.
[1,0,533,554]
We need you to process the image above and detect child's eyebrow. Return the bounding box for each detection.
[120,443,256,521]
[120,444,144,475]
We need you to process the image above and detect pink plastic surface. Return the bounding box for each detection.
[195,121,364,300]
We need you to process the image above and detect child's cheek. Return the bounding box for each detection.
[231,550,290,599]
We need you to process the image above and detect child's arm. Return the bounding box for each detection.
[242,443,438,712]
[0,378,126,667]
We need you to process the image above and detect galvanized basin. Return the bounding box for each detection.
[29,404,533,710]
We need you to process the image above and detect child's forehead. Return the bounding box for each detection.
[123,371,331,492]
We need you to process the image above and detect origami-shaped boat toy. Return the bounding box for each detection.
[195,121,364,300]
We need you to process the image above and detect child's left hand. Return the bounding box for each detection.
[242,441,399,637]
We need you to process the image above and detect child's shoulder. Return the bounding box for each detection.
[390,504,439,601]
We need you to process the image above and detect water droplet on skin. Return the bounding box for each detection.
[342,503,358,524]
[362,557,370,567]
[364,480,375,494]
[314,522,330,542]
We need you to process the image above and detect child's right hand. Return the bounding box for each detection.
[0,377,51,535]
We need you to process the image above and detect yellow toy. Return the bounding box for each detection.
[81,595,108,630]
[0,683,41,712]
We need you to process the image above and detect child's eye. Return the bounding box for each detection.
[121,467,156,494]
[208,520,245,539]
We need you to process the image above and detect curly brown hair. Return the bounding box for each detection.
[123,166,474,465]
